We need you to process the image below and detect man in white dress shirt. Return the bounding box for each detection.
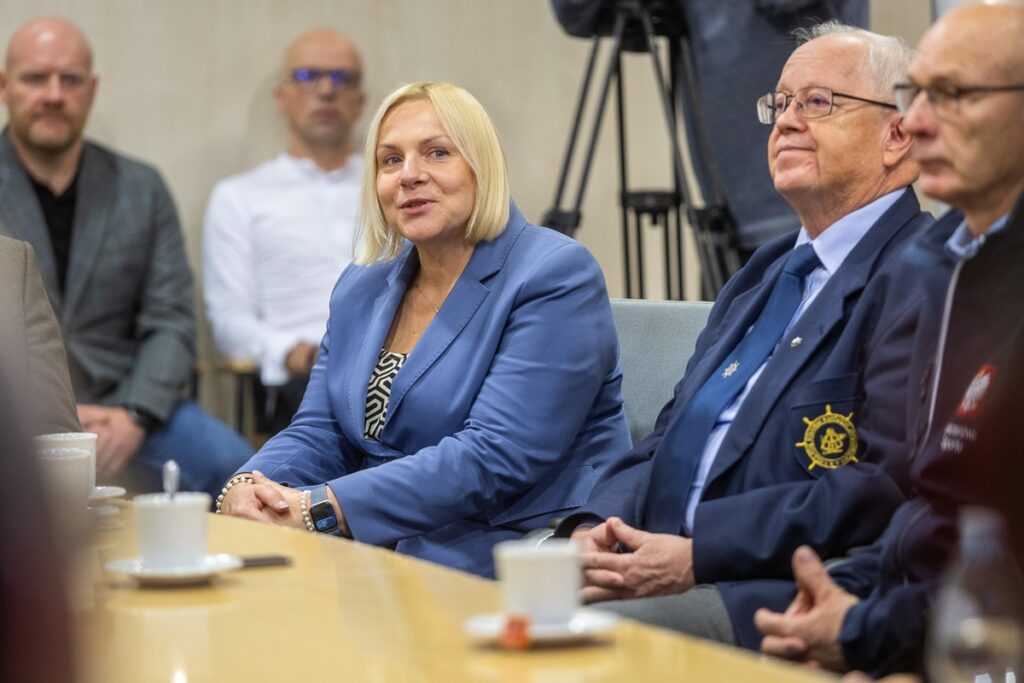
[203,29,366,433]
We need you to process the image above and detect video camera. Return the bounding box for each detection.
[551,0,686,51]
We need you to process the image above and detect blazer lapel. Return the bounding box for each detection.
[684,263,783,392]
[0,133,63,313]
[385,275,489,418]
[385,206,527,424]
[705,188,923,485]
[62,144,115,320]
[706,277,848,483]
[348,246,418,438]
[649,249,790,473]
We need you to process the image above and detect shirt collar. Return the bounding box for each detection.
[944,211,1011,262]
[278,152,362,181]
[793,189,904,275]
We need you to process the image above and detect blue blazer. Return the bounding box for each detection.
[559,188,935,648]
[242,203,631,576]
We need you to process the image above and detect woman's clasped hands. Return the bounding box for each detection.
[220,470,308,529]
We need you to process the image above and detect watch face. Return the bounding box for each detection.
[309,502,338,533]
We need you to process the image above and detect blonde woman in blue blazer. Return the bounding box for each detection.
[221,81,630,576]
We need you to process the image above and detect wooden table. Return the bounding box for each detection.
[77,510,835,682]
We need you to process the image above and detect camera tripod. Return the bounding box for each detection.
[542,0,741,299]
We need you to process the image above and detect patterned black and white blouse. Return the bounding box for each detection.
[364,348,408,441]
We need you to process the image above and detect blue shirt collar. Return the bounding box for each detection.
[794,189,904,275]
[945,211,1011,261]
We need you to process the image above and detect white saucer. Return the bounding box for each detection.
[464,608,618,645]
[90,485,127,502]
[93,511,126,531]
[106,553,242,586]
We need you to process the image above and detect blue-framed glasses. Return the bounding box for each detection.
[290,68,361,90]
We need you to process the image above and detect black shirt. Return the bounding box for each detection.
[29,173,79,294]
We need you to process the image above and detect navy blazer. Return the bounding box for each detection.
[242,204,631,577]
[560,188,934,648]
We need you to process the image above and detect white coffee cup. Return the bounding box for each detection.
[134,492,211,569]
[39,446,93,518]
[494,539,581,625]
[35,432,98,491]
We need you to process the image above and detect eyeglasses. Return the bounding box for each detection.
[756,86,897,125]
[290,68,362,90]
[892,82,1024,116]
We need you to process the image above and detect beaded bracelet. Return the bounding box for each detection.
[215,473,254,513]
[299,490,315,532]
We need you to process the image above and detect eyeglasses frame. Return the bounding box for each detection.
[892,81,1024,115]
[757,86,898,125]
[289,67,362,90]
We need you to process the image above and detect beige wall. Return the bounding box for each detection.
[0,0,932,419]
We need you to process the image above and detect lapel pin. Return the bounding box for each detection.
[790,337,803,348]
[722,360,740,378]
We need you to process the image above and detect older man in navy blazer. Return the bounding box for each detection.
[556,22,934,649]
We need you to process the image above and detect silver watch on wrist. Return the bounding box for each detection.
[308,484,341,535]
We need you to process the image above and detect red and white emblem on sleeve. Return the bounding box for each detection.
[957,364,996,417]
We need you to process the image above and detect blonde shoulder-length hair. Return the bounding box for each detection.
[356,81,511,264]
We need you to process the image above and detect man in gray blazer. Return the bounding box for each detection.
[0,234,80,436]
[0,17,251,498]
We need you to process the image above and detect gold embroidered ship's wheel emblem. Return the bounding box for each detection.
[796,404,859,470]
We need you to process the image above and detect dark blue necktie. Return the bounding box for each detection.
[644,243,822,534]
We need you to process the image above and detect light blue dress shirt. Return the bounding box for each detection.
[944,212,1010,261]
[682,190,904,533]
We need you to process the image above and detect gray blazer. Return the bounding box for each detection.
[0,132,195,422]
[0,234,81,434]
